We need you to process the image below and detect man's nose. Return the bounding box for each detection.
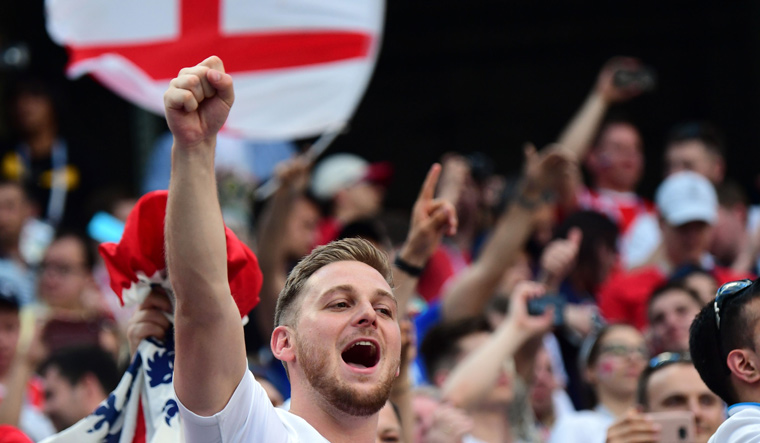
[354,301,377,327]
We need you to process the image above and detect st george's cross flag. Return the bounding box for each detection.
[45,0,384,140]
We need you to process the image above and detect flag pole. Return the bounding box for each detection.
[254,121,346,201]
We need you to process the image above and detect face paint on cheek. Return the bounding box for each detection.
[596,357,617,380]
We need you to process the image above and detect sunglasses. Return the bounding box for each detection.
[648,351,691,370]
[713,279,753,330]
[599,344,649,359]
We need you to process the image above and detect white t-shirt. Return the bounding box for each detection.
[709,403,760,443]
[177,371,330,443]
[548,405,615,443]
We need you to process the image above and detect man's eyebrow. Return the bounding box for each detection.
[318,284,356,302]
[317,284,397,307]
[376,289,398,307]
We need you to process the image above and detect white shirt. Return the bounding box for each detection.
[177,371,329,443]
[548,405,615,443]
[709,403,760,443]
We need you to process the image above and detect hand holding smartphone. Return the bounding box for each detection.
[644,411,695,443]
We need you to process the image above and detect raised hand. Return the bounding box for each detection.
[522,143,577,196]
[436,154,471,207]
[507,281,555,341]
[539,227,583,289]
[595,56,645,104]
[606,408,660,443]
[398,164,458,267]
[273,156,311,193]
[163,55,235,149]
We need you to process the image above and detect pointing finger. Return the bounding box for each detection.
[417,163,442,203]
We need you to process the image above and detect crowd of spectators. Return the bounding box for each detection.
[0,56,758,442]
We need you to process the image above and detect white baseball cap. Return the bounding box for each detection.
[310,153,392,200]
[655,171,717,226]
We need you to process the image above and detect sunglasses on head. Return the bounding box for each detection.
[713,279,753,330]
[648,351,691,370]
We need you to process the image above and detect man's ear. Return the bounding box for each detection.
[79,373,105,400]
[727,349,760,384]
[271,325,295,363]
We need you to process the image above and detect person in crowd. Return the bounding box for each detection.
[38,346,120,432]
[421,281,555,442]
[597,171,752,330]
[414,152,496,304]
[0,282,55,441]
[37,232,120,359]
[664,122,726,185]
[638,122,760,273]
[376,401,404,443]
[2,79,86,229]
[254,156,320,343]
[0,180,37,306]
[669,265,719,305]
[549,324,648,442]
[605,352,724,443]
[437,145,574,324]
[531,211,617,409]
[647,283,703,354]
[310,152,392,246]
[711,181,755,273]
[554,57,654,269]
[690,278,760,441]
[530,344,574,441]
[164,56,404,442]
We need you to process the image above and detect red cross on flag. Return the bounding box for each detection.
[45,0,384,140]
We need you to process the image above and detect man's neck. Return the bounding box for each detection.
[289,391,380,443]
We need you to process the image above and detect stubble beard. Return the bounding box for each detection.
[296,331,397,417]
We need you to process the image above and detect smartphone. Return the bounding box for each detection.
[613,66,657,92]
[526,295,565,326]
[645,411,695,443]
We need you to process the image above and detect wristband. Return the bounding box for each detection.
[393,256,425,277]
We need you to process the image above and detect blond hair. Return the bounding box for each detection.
[274,237,393,328]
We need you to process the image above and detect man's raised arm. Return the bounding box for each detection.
[164,56,247,416]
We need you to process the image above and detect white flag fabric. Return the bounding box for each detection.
[41,336,181,443]
[45,0,384,141]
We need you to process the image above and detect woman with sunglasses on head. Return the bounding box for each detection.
[549,324,648,443]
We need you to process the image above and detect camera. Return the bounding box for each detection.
[613,66,657,92]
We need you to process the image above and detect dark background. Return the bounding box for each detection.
[4,0,760,212]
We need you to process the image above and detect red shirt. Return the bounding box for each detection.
[577,187,655,235]
[598,265,754,330]
[416,244,471,303]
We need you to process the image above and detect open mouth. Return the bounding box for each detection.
[341,340,380,369]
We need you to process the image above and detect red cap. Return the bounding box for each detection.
[98,191,262,319]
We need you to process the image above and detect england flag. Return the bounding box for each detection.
[45,0,384,140]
